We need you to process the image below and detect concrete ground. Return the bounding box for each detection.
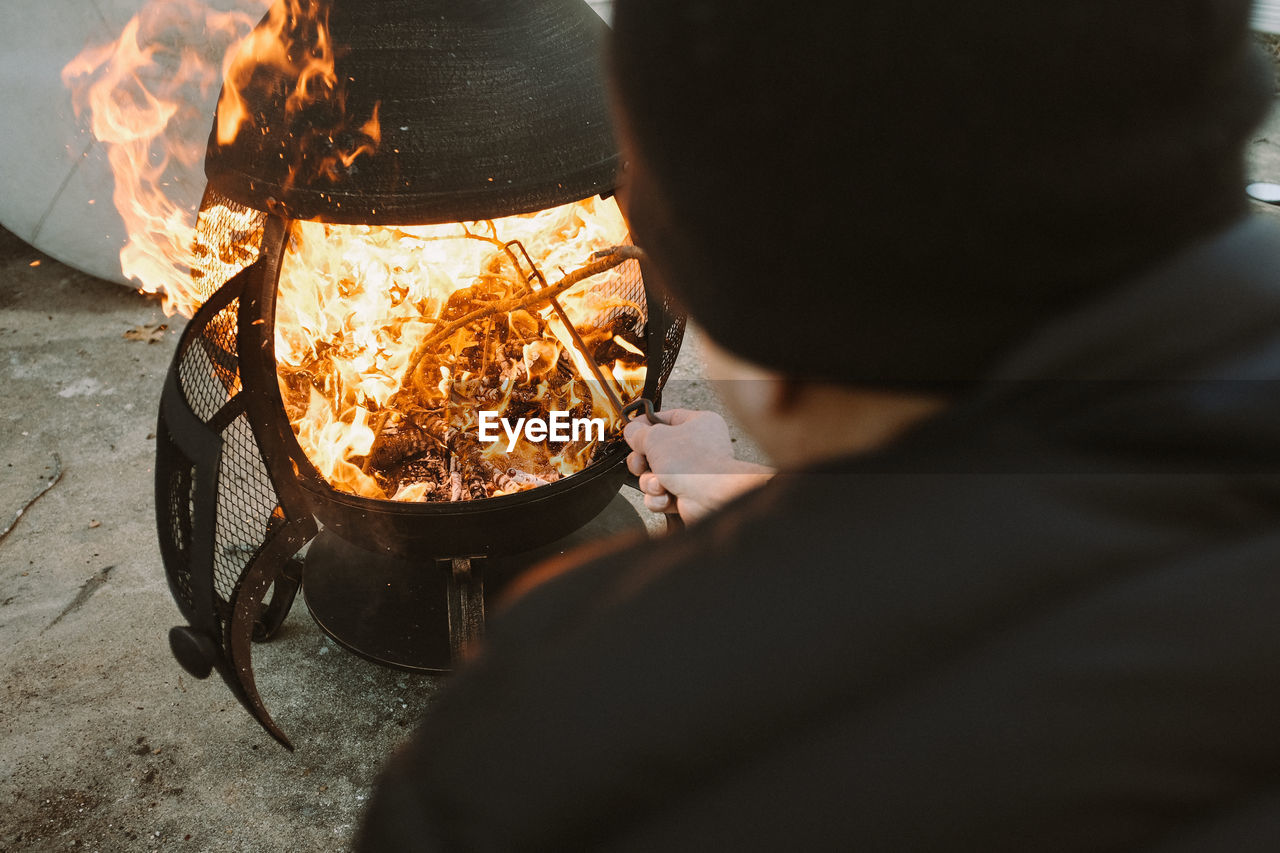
[5,96,1280,852]
[0,215,754,847]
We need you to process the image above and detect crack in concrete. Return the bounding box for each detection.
[44,565,114,632]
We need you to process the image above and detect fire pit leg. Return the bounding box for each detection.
[443,557,484,662]
[252,556,302,642]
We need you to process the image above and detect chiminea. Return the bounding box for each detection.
[155,0,683,749]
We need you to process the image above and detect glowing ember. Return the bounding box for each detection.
[275,196,646,501]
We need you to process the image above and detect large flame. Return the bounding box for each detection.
[62,0,269,315]
[275,196,647,501]
[62,0,377,317]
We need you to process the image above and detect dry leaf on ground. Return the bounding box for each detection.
[123,323,168,344]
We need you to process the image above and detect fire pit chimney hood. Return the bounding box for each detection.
[203,0,619,225]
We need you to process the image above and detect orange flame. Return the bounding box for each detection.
[62,0,378,317]
[216,0,381,191]
[62,0,268,315]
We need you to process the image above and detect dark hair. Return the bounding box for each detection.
[610,1,1271,387]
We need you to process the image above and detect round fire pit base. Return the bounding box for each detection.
[301,493,649,672]
[302,531,459,672]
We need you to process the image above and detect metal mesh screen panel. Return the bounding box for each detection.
[600,234,684,398]
[557,240,683,400]
[655,289,685,394]
[190,187,266,305]
[177,302,241,422]
[213,415,282,604]
[588,255,646,354]
[157,284,287,634]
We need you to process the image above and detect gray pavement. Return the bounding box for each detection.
[0,208,747,848]
[5,97,1280,852]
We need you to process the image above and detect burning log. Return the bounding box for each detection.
[368,421,439,469]
[384,451,451,502]
[418,414,463,452]
[368,412,527,500]
[462,460,489,501]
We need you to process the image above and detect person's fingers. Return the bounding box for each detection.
[626,451,648,477]
[659,408,698,425]
[644,492,671,512]
[623,417,651,451]
[638,471,667,496]
[625,420,675,459]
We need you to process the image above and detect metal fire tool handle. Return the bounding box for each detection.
[622,397,666,426]
[445,556,485,663]
[622,399,686,532]
[506,241,682,533]
[507,239,628,421]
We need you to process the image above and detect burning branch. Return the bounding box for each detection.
[508,239,627,421]
[403,245,644,389]
[273,197,648,503]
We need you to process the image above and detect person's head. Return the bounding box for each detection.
[608,1,1271,398]
[697,334,949,468]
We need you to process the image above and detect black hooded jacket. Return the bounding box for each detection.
[357,217,1280,852]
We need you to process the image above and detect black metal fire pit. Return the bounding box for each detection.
[153,0,684,749]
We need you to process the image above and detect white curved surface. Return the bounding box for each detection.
[0,0,266,287]
[588,0,613,25]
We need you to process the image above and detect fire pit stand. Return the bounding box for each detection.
[154,0,685,750]
[157,207,683,748]
[301,500,646,672]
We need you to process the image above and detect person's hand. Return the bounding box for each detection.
[623,409,775,523]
